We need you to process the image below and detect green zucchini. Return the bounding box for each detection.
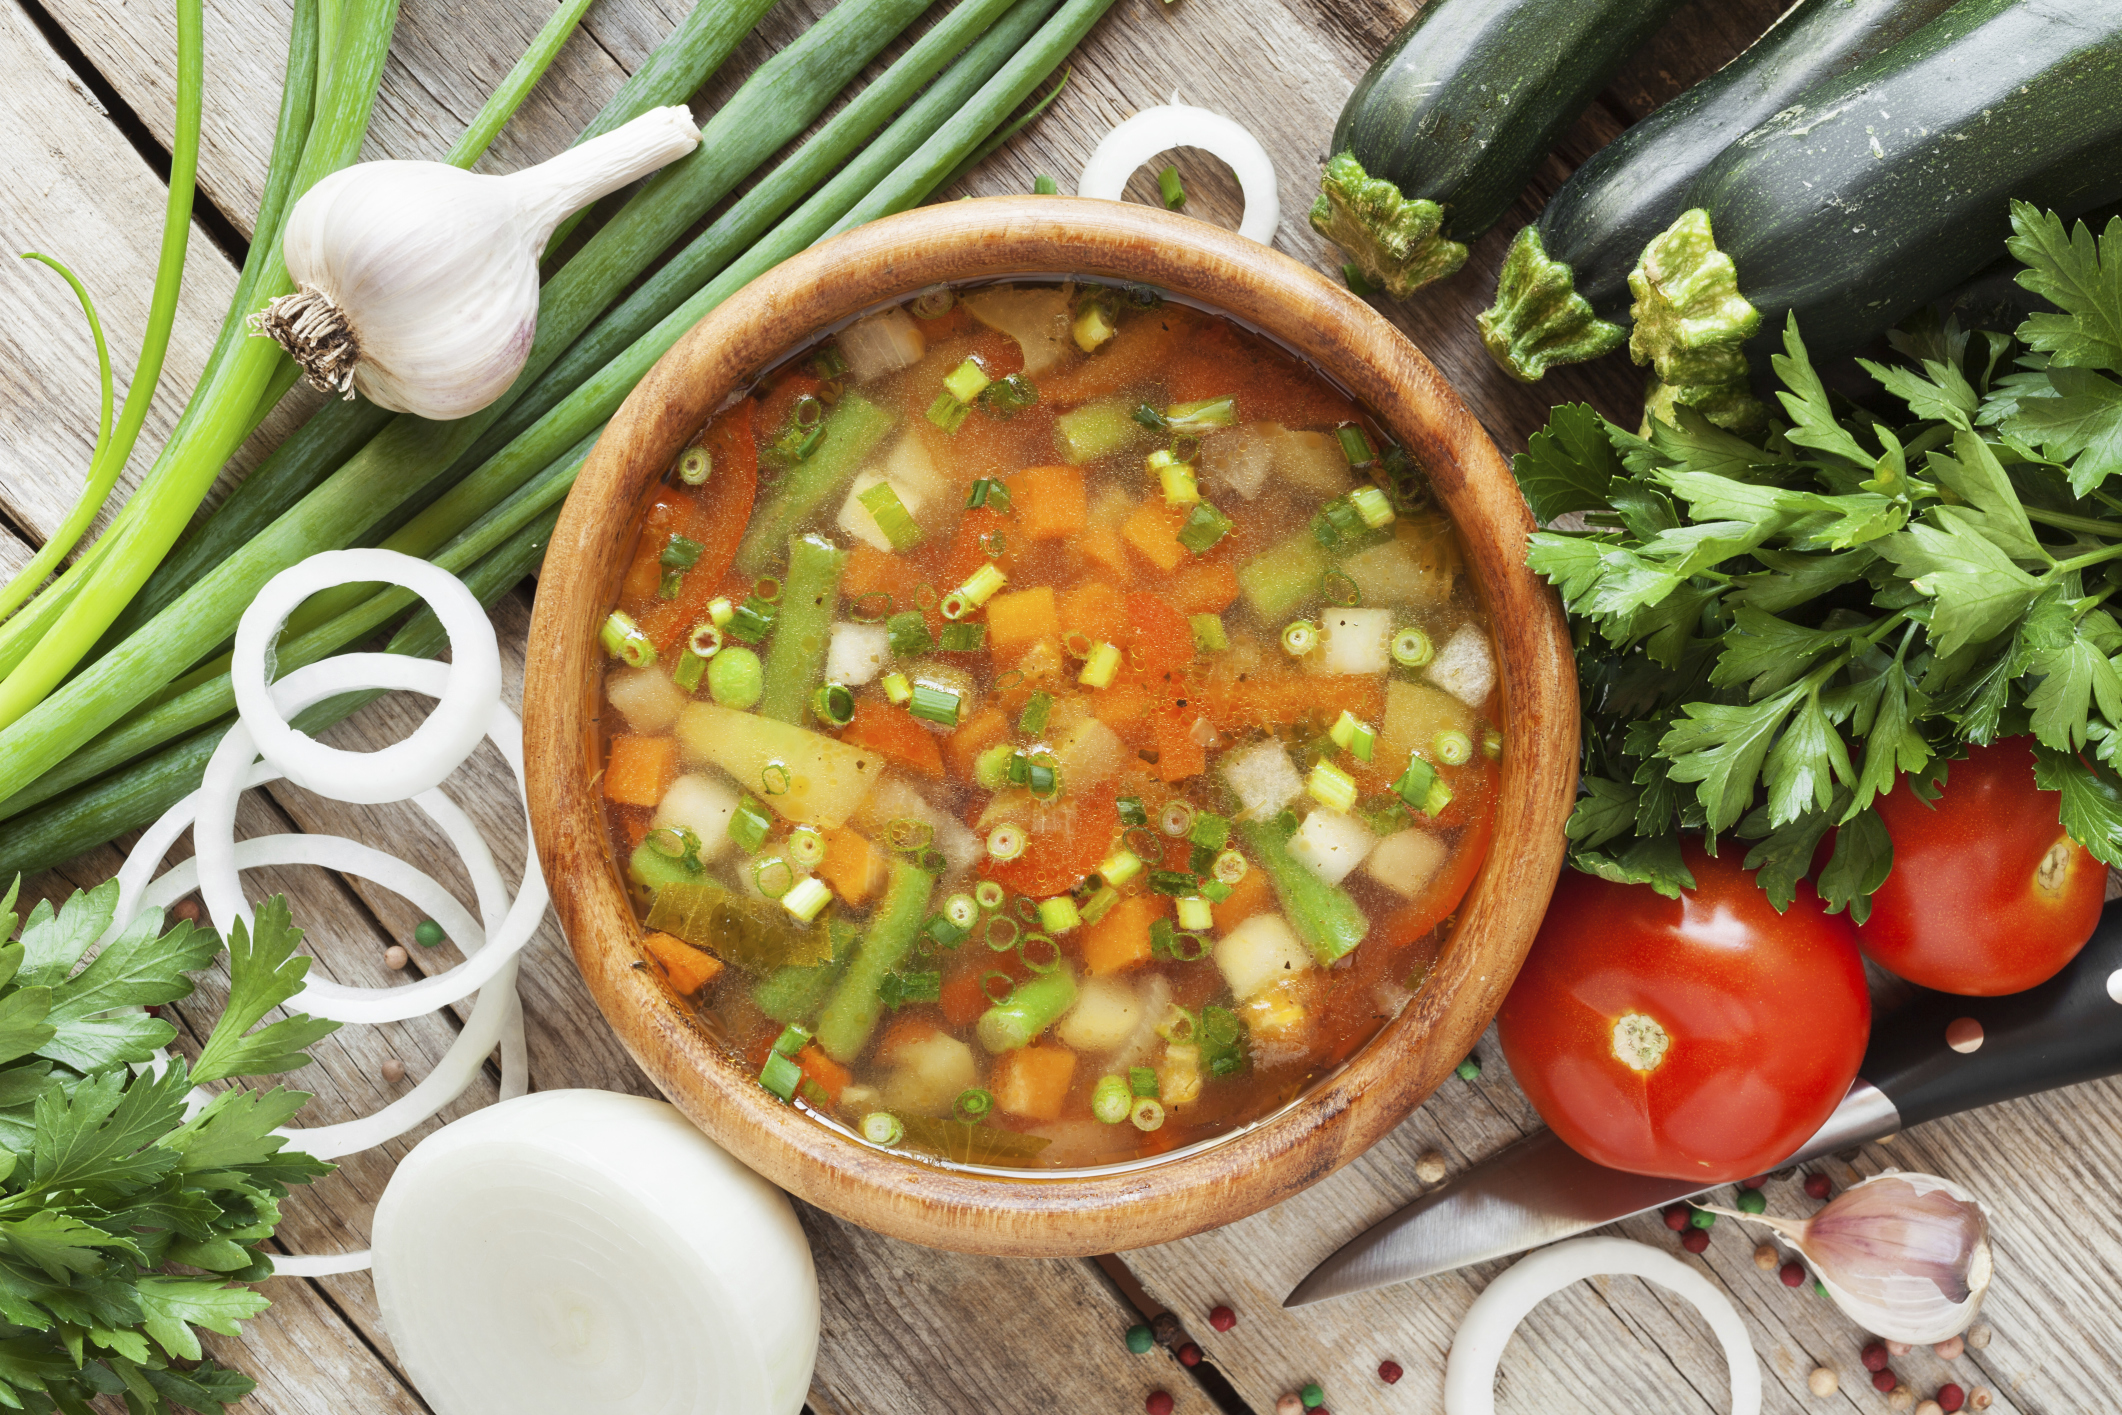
[1311,0,1690,298]
[1479,0,1961,382]
[1628,0,2122,431]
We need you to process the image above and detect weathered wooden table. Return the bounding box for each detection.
[5,0,2120,1409]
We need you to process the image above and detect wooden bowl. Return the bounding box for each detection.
[525,197,1575,1256]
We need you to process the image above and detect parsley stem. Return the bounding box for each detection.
[2023,506,2122,539]
[2051,542,2122,577]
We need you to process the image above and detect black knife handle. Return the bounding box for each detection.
[1863,899,2122,1130]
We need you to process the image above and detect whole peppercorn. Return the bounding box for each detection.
[1808,1367,1839,1397]
[1873,1369,1900,1394]
[1886,1340,1914,1357]
[1208,1305,1236,1332]
[1455,1055,1482,1081]
[1937,1384,1966,1412]
[384,944,409,970]
[1915,1402,1943,1415]
[1689,1208,1717,1230]
[1177,1344,1202,1368]
[414,918,446,948]
[1933,1336,1964,1361]
[1276,1397,1304,1415]
[1753,1243,1779,1271]
[1889,1386,1916,1413]
[1151,1313,1183,1348]
[1736,1188,1768,1215]
[1300,1384,1325,1410]
[1414,1151,1448,1184]
[1968,1387,1994,1410]
[1966,1325,1992,1351]
[1378,1360,1403,1385]
[1681,1229,1710,1255]
[1862,1342,1891,1372]
[1803,1172,1832,1200]
[1741,1174,1766,1190]
[171,896,203,925]
[1146,1393,1174,1415]
[1663,1204,1691,1231]
[381,1057,406,1084]
[1126,1325,1154,1355]
[1779,1261,1806,1287]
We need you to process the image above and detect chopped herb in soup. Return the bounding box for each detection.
[597,281,1500,1170]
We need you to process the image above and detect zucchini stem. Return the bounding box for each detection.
[1478,225,1626,382]
[1308,151,1466,299]
[1626,209,1767,434]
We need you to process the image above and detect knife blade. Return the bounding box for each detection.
[1286,896,2122,1307]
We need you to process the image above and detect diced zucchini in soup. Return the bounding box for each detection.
[597,280,1502,1171]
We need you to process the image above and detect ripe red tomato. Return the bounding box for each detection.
[1863,736,2104,996]
[1498,845,1870,1181]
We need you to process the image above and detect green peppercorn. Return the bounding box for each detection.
[1454,1056,1481,1081]
[1126,1324,1154,1355]
[1690,1208,1716,1230]
[413,919,445,948]
[1813,1279,1828,1297]
[1301,1383,1325,1409]
[1737,1188,1768,1214]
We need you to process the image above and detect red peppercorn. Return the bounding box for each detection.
[1680,1228,1711,1254]
[1862,1341,1891,1372]
[1741,1175,1766,1190]
[1147,1393,1175,1415]
[1873,1370,1899,1394]
[1804,1172,1832,1200]
[1378,1360,1404,1385]
[1939,1384,1966,1412]
[1662,1203,1691,1230]
[1178,1344,1202,1367]
[1779,1261,1806,1287]
[1208,1305,1236,1332]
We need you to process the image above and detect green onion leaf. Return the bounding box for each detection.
[857,479,923,550]
[761,1050,803,1101]
[1157,164,1185,210]
[1018,690,1054,737]
[1177,501,1233,554]
[908,682,962,727]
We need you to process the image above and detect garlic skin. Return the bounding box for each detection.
[255,106,699,420]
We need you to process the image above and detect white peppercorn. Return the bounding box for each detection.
[1807,1367,1838,1397]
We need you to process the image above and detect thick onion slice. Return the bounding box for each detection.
[373,1091,819,1415]
[1444,1236,1761,1415]
[1076,103,1280,245]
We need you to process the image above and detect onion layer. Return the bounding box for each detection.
[1077,104,1280,245]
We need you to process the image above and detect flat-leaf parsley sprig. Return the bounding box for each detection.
[1516,202,2122,919]
[0,880,337,1414]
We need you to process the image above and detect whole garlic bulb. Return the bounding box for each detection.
[253,106,699,421]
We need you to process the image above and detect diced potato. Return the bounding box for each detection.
[1315,607,1392,676]
[881,432,947,505]
[1341,518,1457,608]
[857,777,982,878]
[1219,739,1303,819]
[1109,976,1173,1070]
[606,666,687,733]
[1201,423,1276,501]
[992,1046,1078,1121]
[1377,679,1475,776]
[1054,716,1126,791]
[676,704,882,828]
[825,621,889,686]
[1239,975,1318,1069]
[1058,976,1148,1052]
[837,469,926,552]
[1215,913,1312,1002]
[1365,827,1448,899]
[651,772,739,862]
[1288,809,1376,886]
[881,1028,977,1117]
[838,309,925,380]
[1274,427,1352,496]
[1158,1042,1203,1106]
[963,286,1071,375]
[1426,624,1498,706]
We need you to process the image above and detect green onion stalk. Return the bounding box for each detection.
[0,0,1117,866]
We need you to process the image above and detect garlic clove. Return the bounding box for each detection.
[255,106,699,421]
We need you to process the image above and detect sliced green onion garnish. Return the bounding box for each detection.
[974,880,1006,911]
[772,1024,813,1056]
[955,1088,994,1123]
[862,1111,905,1146]
[812,681,856,727]
[925,912,971,948]
[1018,690,1054,737]
[1393,754,1453,817]
[761,761,792,796]
[1148,870,1199,897]
[1157,1006,1198,1044]
[944,892,980,931]
[1079,641,1122,688]
[1129,1066,1160,1099]
[1025,759,1059,798]
[943,357,993,404]
[1158,459,1200,507]
[1099,847,1144,887]
[599,611,656,667]
[975,741,1016,790]
[1165,396,1236,432]
[707,597,735,628]
[965,477,1014,512]
[725,597,777,644]
[1176,501,1232,553]
[857,479,923,550]
[1131,1095,1166,1131]
[1019,932,1060,973]
[982,373,1038,416]
[939,622,987,652]
[982,968,1015,1001]
[1133,402,1170,431]
[781,876,832,922]
[1159,800,1196,837]
[927,390,971,433]
[658,568,685,600]
[883,818,933,854]
[987,822,1026,862]
[728,795,771,855]
[1175,896,1214,932]
[1212,849,1249,884]
[881,672,913,706]
[687,622,724,659]
[1073,303,1115,353]
[1330,710,1371,757]
[910,285,954,319]
[1434,730,1474,766]
[1391,627,1435,668]
[1091,1074,1131,1124]
[1157,164,1185,210]
[1117,796,1149,827]
[908,682,962,727]
[754,857,796,899]
[1349,485,1396,530]
[1078,884,1119,925]
[1282,620,1319,656]
[939,591,970,620]
[885,610,933,658]
[1313,496,1376,549]
[1337,423,1379,468]
[1201,880,1233,903]
[1484,727,1504,760]
[677,447,712,486]
[1308,760,1358,814]
[956,562,1009,608]
[1037,896,1081,935]
[1190,614,1228,652]
[985,916,1020,953]
[788,827,827,868]
[810,344,850,380]
[760,1050,802,1102]
[660,534,704,570]
[672,648,708,694]
[1185,812,1225,852]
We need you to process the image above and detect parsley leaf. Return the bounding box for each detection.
[191,896,339,1087]
[2006,200,2122,371]
[1510,402,1623,521]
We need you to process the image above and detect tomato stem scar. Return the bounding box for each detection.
[1611,1012,1670,1073]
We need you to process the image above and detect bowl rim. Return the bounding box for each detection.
[524,196,1576,1257]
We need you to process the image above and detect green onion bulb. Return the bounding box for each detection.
[1282,620,1319,656]
[861,1111,904,1146]
[787,827,827,868]
[1159,800,1196,837]
[1391,627,1435,668]
[1130,1096,1165,1132]
[944,892,980,930]
[1434,730,1474,766]
[974,880,1006,911]
[677,446,712,486]
[987,822,1026,862]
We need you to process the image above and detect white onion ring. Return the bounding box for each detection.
[1444,1237,1761,1415]
[231,550,502,805]
[1076,104,1280,245]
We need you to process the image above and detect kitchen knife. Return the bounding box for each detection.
[1285,896,2122,1306]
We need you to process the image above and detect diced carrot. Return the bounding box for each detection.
[642,931,723,996]
[1081,521,1132,584]
[634,400,760,650]
[1081,892,1164,976]
[945,705,1010,783]
[943,506,1014,592]
[619,499,684,603]
[1005,465,1089,541]
[1160,560,1240,615]
[604,735,677,806]
[1196,673,1385,734]
[981,781,1120,898]
[1040,312,1187,404]
[968,325,1026,378]
[1122,499,1188,572]
[880,1015,942,1064]
[794,1043,853,1102]
[756,369,826,438]
[1087,682,1161,732]
[1211,867,1274,934]
[1125,592,1195,676]
[1151,708,1207,783]
[841,544,914,603]
[992,1045,1077,1121]
[913,303,973,338]
[616,804,652,851]
[940,967,988,1028]
[986,586,1062,652]
[1059,579,1130,647]
[1166,323,1363,430]
[819,827,885,904]
[839,699,944,777]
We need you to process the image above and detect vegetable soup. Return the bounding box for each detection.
[596,280,1501,1170]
